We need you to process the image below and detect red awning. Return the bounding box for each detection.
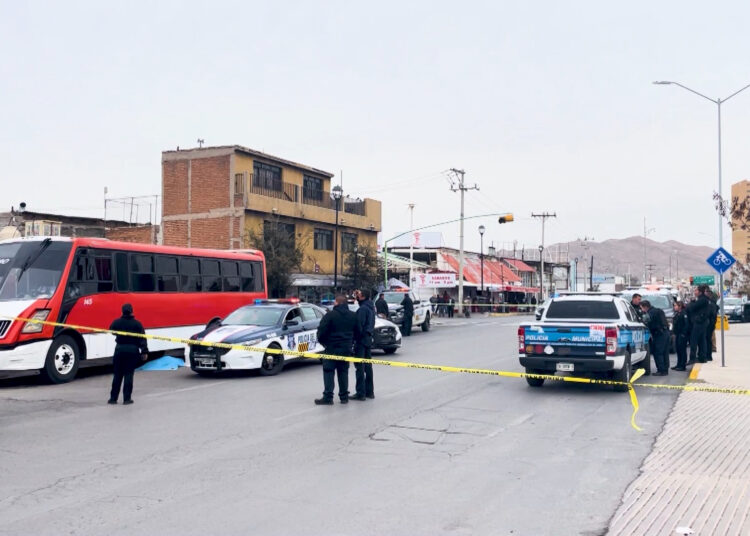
[504,258,535,272]
[439,253,521,286]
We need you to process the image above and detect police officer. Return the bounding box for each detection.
[630,293,643,322]
[641,300,669,376]
[351,289,376,401]
[108,303,148,405]
[315,294,358,405]
[687,285,710,363]
[671,301,690,371]
[401,292,414,336]
[375,293,389,318]
[705,290,718,362]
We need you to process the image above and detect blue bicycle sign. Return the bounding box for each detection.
[706,247,736,275]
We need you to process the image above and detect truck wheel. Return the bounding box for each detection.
[421,313,431,332]
[41,335,80,384]
[613,353,631,392]
[259,344,284,376]
[525,368,545,387]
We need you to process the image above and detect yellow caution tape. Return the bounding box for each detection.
[4,315,750,431]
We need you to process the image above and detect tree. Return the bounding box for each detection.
[246,219,308,298]
[715,192,750,294]
[344,243,382,295]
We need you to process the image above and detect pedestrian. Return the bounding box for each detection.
[401,292,414,336]
[630,293,644,322]
[671,301,690,371]
[641,300,670,376]
[315,294,358,405]
[705,290,718,362]
[351,289,376,401]
[108,303,148,405]
[375,292,389,318]
[463,296,471,318]
[429,294,437,315]
[448,296,455,318]
[686,285,710,363]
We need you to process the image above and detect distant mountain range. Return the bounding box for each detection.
[548,236,715,283]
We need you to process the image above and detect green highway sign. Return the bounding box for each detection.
[690,275,715,286]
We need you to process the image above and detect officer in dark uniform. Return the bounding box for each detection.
[705,291,718,362]
[315,294,358,405]
[630,293,644,322]
[687,285,710,363]
[401,293,414,336]
[375,293,389,318]
[108,303,148,405]
[641,300,669,376]
[351,289,376,401]
[671,301,690,371]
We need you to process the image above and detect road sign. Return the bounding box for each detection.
[690,275,715,286]
[707,247,736,274]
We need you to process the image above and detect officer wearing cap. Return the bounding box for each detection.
[108,304,148,405]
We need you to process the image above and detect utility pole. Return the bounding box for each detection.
[643,217,655,283]
[532,212,557,301]
[408,203,415,290]
[450,169,478,314]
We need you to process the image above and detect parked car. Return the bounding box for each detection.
[380,290,432,332]
[724,297,746,322]
[518,293,650,392]
[346,303,403,354]
[188,299,326,376]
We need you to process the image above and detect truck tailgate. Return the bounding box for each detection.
[522,323,610,358]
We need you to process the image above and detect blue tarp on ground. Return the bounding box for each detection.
[137,356,187,371]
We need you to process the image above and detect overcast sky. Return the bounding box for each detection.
[2,0,749,254]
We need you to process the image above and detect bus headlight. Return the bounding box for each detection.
[21,310,51,334]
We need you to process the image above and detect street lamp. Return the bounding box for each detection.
[478,225,485,294]
[331,185,343,291]
[654,79,750,368]
[573,257,579,292]
[353,244,359,290]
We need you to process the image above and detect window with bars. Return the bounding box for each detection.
[234,173,245,195]
[303,175,324,201]
[253,162,282,191]
[342,232,358,253]
[314,228,333,251]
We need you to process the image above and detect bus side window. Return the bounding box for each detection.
[222,261,240,292]
[130,254,155,292]
[179,257,201,292]
[115,252,129,292]
[252,261,265,292]
[239,262,254,292]
[201,259,221,292]
[155,255,179,292]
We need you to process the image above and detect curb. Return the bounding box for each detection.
[688,363,701,380]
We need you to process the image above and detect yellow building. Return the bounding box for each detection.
[731,179,750,262]
[162,145,382,296]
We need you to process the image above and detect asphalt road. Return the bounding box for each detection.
[0,316,684,536]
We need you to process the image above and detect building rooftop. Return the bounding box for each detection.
[162,145,334,179]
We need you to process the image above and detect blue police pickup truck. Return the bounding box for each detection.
[517,294,650,392]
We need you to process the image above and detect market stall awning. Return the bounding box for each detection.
[504,258,536,272]
[438,253,521,286]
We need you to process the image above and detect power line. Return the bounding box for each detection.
[532,212,557,301]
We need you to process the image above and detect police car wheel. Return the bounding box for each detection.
[421,313,431,332]
[613,353,631,392]
[525,368,545,387]
[42,335,80,384]
[259,344,284,376]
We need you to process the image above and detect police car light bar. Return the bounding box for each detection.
[254,298,301,305]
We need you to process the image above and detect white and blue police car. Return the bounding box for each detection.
[188,299,327,376]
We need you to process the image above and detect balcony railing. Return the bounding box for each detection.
[344,201,366,216]
[302,189,334,209]
[250,177,298,203]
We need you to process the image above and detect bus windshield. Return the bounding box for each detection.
[0,241,72,302]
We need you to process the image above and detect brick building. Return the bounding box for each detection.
[161,145,382,296]
[731,179,750,263]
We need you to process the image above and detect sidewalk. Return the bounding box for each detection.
[608,323,750,535]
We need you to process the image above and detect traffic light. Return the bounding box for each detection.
[498,213,514,224]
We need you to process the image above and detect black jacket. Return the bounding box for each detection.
[110,314,148,354]
[630,301,644,322]
[317,303,359,350]
[401,295,414,316]
[645,307,669,336]
[687,294,710,324]
[375,297,389,317]
[706,297,718,328]
[356,299,376,342]
[672,310,689,337]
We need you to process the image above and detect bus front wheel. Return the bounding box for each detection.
[42,335,80,384]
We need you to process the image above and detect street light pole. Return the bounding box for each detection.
[409,203,415,289]
[332,185,343,291]
[654,80,750,367]
[479,225,485,294]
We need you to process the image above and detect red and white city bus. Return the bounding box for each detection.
[0,237,267,382]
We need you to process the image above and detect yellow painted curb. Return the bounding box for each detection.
[689,363,702,380]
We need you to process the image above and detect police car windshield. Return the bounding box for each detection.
[545,300,619,320]
[223,307,283,326]
[383,293,408,304]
